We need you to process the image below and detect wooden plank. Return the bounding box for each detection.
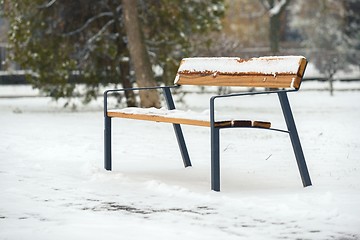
[107,111,211,127]
[175,56,307,90]
[214,120,252,128]
[232,120,253,127]
[108,111,270,129]
[253,121,271,129]
[176,74,302,89]
[212,121,232,128]
[297,57,307,78]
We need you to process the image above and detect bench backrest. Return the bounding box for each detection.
[174,56,307,90]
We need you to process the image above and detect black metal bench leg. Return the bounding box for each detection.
[172,124,192,167]
[211,127,220,191]
[162,87,192,168]
[278,92,312,187]
[104,116,112,171]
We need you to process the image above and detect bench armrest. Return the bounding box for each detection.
[209,89,298,126]
[104,85,180,117]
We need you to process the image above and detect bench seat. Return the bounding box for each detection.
[107,107,271,128]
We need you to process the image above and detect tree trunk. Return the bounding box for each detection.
[269,14,280,54]
[266,0,291,54]
[119,60,137,107]
[122,0,160,108]
[112,4,137,107]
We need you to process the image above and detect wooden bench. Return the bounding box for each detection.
[104,56,312,191]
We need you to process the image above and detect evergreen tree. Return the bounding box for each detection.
[3,0,224,106]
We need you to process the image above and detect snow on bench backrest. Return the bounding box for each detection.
[174,56,307,90]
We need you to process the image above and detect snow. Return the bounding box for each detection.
[1,84,360,239]
[269,0,288,16]
[110,107,233,123]
[176,56,304,82]
[112,107,209,120]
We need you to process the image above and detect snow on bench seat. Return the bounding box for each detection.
[108,107,216,127]
[107,107,270,128]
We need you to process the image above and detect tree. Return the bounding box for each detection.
[259,0,292,54]
[3,0,225,107]
[122,0,160,108]
[4,0,141,106]
[290,0,360,95]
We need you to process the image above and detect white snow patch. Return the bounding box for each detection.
[110,107,234,123]
[269,0,288,16]
[177,56,303,77]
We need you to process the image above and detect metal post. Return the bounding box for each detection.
[104,91,112,170]
[104,116,112,170]
[162,87,192,167]
[210,96,220,191]
[211,126,220,191]
[278,92,312,187]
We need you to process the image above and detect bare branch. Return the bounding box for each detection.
[63,12,114,36]
[238,9,266,19]
[75,20,116,66]
[37,0,57,9]
[87,19,115,45]
[269,0,291,16]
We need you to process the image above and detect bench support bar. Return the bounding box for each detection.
[278,92,312,187]
[211,127,220,191]
[163,88,192,167]
[104,115,112,170]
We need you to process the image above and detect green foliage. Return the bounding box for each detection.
[140,0,225,85]
[4,0,225,105]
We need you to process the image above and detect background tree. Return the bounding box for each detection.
[259,0,292,54]
[3,0,224,107]
[290,0,360,95]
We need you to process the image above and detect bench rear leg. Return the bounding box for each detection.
[211,127,220,191]
[278,92,312,187]
[162,87,192,168]
[104,116,112,170]
[172,124,192,167]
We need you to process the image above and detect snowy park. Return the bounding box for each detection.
[1,82,360,240]
[1,0,360,239]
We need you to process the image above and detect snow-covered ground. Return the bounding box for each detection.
[1,82,360,240]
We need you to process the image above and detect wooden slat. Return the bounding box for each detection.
[233,120,253,127]
[297,57,307,78]
[107,111,210,127]
[177,74,302,89]
[253,121,271,129]
[175,56,307,90]
[108,111,270,129]
[212,121,232,128]
[214,120,252,128]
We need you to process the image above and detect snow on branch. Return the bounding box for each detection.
[63,12,114,36]
[87,19,115,45]
[37,0,57,9]
[269,0,289,16]
[259,0,290,16]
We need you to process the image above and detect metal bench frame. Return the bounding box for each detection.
[104,85,312,191]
